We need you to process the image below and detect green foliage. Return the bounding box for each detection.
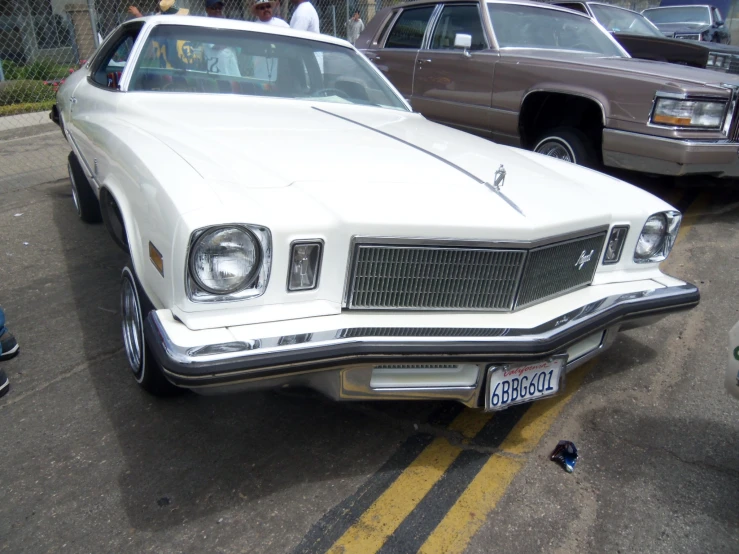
[0,58,71,81]
[0,100,56,117]
[0,80,56,107]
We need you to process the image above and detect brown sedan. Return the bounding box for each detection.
[358,0,739,177]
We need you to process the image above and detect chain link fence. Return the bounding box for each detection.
[1,0,738,185]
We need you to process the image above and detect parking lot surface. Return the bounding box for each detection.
[1,127,737,553]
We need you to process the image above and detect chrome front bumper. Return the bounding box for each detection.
[603,129,739,177]
[145,283,699,407]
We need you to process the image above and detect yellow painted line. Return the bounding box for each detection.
[418,361,595,554]
[447,410,494,440]
[327,437,463,554]
[417,455,523,554]
[673,191,710,249]
[498,361,594,455]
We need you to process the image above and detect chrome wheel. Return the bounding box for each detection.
[121,272,143,374]
[67,161,82,217]
[534,139,576,163]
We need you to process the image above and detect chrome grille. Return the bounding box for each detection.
[515,233,606,309]
[347,246,526,310]
[345,232,607,312]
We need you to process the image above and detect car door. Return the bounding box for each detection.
[363,5,436,99]
[69,23,143,190]
[411,2,497,137]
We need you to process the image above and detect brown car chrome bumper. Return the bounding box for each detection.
[603,129,739,177]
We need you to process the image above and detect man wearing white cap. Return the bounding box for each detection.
[252,0,289,27]
[290,0,319,33]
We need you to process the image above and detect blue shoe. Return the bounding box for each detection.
[0,369,8,398]
[0,330,18,361]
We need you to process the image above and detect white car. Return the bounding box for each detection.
[53,15,699,410]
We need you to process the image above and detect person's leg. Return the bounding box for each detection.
[0,307,19,361]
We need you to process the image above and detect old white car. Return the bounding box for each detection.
[53,15,698,410]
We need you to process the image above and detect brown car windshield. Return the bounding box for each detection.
[129,24,408,110]
[488,3,626,56]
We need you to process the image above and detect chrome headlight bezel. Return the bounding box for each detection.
[633,211,681,264]
[650,95,728,130]
[186,224,272,303]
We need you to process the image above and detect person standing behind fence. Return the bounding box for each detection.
[252,0,289,27]
[290,0,320,33]
[346,10,364,46]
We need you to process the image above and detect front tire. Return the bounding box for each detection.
[121,264,183,397]
[67,152,102,223]
[533,127,598,169]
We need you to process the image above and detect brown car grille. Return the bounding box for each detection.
[345,232,607,311]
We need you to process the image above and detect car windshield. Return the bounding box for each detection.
[129,24,408,110]
[488,3,625,56]
[642,6,711,24]
[590,4,664,37]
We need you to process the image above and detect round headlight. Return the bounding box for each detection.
[189,227,261,294]
[635,214,667,260]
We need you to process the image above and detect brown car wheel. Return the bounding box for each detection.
[533,128,598,169]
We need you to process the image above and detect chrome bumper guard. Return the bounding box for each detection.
[145,284,699,394]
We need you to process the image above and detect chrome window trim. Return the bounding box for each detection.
[378,9,403,48]
[424,2,492,51]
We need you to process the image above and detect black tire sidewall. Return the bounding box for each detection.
[67,152,102,223]
[533,128,598,169]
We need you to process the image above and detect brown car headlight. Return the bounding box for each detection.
[651,97,726,128]
[288,240,323,291]
[634,211,681,263]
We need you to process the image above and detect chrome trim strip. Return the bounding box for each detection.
[604,128,739,146]
[148,283,698,379]
[312,106,525,216]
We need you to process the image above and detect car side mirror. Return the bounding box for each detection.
[454,33,472,57]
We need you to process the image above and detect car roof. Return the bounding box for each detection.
[389,0,593,18]
[135,14,354,48]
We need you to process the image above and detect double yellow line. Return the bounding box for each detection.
[326,361,593,554]
[323,187,704,554]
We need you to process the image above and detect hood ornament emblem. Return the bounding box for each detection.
[575,249,595,271]
[492,164,506,191]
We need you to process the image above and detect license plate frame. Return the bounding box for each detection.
[485,355,567,411]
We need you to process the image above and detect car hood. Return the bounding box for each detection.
[122,95,667,235]
[501,50,736,89]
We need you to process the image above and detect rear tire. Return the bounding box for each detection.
[121,264,183,397]
[67,152,102,223]
[533,127,598,169]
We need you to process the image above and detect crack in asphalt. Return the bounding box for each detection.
[598,426,739,480]
[0,347,124,409]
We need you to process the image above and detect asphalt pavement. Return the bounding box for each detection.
[0,127,737,554]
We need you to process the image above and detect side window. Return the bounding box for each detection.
[430,4,487,51]
[385,6,435,49]
[91,25,142,88]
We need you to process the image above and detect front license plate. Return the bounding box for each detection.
[486,356,566,411]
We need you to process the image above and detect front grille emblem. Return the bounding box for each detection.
[575,249,594,270]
